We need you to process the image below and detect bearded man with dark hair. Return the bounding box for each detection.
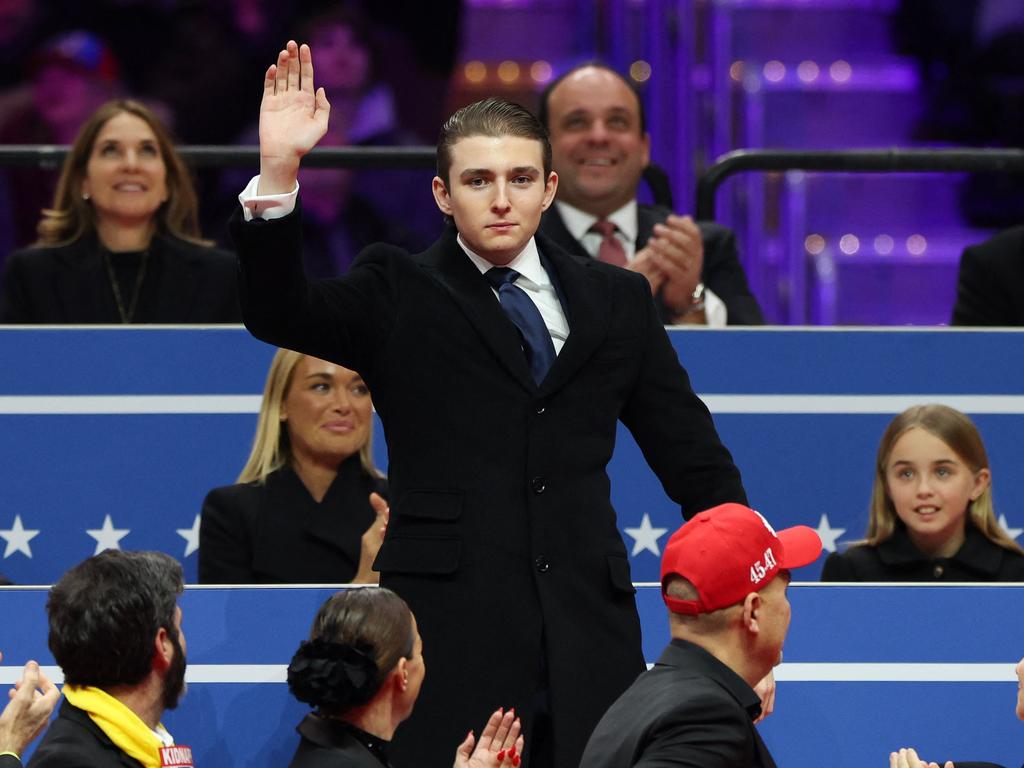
[29,550,193,768]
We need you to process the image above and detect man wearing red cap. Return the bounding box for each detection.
[580,503,822,768]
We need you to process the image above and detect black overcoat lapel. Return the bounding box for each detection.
[420,227,536,392]
[536,234,611,395]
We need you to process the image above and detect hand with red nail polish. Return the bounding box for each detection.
[452,706,525,768]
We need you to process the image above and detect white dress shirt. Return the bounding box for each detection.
[457,234,569,355]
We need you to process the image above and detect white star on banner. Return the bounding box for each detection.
[86,515,130,555]
[814,513,846,553]
[0,515,40,559]
[624,513,669,557]
[177,515,201,558]
[999,514,1023,542]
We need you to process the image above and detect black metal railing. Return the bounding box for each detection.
[0,145,437,170]
[7,144,1024,222]
[695,148,1024,221]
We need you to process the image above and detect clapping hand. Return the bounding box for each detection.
[889,747,952,768]
[630,214,705,321]
[752,670,775,723]
[454,708,524,768]
[353,492,389,584]
[0,653,61,757]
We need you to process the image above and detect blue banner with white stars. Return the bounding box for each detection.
[0,327,1022,584]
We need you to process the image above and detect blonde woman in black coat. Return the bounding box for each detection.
[199,348,388,584]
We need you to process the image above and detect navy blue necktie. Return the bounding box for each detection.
[485,267,556,384]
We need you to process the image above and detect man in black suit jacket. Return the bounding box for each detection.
[582,504,821,768]
[0,655,59,767]
[951,225,1024,325]
[30,551,192,768]
[537,64,764,326]
[234,41,747,768]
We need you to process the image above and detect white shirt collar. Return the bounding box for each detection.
[555,199,639,246]
[457,233,552,288]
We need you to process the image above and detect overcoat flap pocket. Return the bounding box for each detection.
[374,536,461,575]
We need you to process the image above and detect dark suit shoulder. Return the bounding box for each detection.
[587,666,755,768]
[6,235,231,266]
[161,234,233,258]
[964,225,1024,262]
[289,738,383,768]
[953,225,1024,325]
[695,220,734,247]
[6,243,54,261]
[198,479,263,583]
[637,202,729,233]
[4,241,81,269]
[163,237,237,272]
[289,714,385,768]
[201,479,263,520]
[2,240,87,323]
[353,239,417,266]
[29,702,142,768]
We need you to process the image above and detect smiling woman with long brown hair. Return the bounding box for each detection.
[0,99,239,323]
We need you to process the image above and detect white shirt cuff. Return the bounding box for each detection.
[238,175,299,221]
[703,287,728,327]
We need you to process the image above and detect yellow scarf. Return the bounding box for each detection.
[63,685,167,768]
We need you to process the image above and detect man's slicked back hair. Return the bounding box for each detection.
[47,550,184,688]
[436,97,552,185]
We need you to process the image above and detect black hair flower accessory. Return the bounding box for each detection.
[287,638,380,710]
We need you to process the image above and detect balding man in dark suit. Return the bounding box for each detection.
[537,63,764,327]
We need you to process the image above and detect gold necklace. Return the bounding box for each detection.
[102,247,150,323]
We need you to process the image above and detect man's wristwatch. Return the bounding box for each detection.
[684,282,706,315]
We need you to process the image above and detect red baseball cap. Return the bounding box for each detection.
[661,503,822,615]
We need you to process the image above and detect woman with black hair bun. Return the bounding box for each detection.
[287,588,523,768]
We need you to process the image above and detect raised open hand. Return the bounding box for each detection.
[0,656,61,756]
[258,40,331,195]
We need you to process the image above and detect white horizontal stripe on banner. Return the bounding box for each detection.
[774,663,1015,682]
[2,394,1024,415]
[701,395,1024,414]
[0,395,262,414]
[1,662,1013,685]
[0,665,286,685]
